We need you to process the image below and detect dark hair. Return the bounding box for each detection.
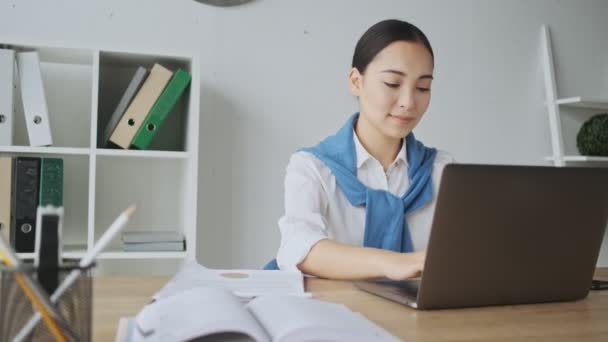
[352,19,434,74]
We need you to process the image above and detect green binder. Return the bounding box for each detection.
[131,69,192,150]
[39,158,63,207]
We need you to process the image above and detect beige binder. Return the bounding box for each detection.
[110,63,173,149]
[0,156,12,242]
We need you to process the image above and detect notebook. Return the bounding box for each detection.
[116,287,399,342]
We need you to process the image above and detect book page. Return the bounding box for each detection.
[135,287,270,342]
[153,261,305,301]
[247,295,400,342]
[350,312,402,341]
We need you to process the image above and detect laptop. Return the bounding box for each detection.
[354,163,608,310]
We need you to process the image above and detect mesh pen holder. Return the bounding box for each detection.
[0,261,94,342]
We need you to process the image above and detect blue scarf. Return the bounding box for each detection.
[264,113,436,270]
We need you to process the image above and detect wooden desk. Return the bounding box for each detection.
[94,268,608,341]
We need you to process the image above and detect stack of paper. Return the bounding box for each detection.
[153,260,307,301]
[122,231,185,252]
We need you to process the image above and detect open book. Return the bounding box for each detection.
[119,287,399,342]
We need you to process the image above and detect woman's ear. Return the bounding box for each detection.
[348,67,362,97]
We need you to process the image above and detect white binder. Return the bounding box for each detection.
[17,51,53,146]
[101,66,148,147]
[0,48,15,146]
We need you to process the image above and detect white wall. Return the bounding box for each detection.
[1,0,607,270]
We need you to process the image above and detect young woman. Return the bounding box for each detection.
[265,19,453,280]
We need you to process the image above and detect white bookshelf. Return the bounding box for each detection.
[0,41,200,263]
[14,251,188,260]
[95,148,190,159]
[545,156,608,163]
[0,146,90,156]
[554,97,608,110]
[540,26,608,167]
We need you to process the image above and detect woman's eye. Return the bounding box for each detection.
[417,87,430,92]
[383,82,400,88]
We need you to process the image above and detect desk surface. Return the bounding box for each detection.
[94,268,608,342]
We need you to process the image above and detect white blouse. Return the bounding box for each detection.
[275,130,454,272]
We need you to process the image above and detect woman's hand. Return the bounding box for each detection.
[298,239,427,280]
[381,250,426,281]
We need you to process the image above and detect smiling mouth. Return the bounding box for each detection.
[388,114,415,125]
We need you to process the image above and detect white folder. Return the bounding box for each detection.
[17,51,53,146]
[0,48,15,146]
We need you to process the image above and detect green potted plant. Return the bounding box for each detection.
[577,113,608,156]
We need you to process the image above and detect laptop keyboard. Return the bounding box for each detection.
[377,279,420,298]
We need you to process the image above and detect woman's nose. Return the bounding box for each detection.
[398,88,416,110]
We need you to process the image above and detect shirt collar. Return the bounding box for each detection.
[353,129,407,169]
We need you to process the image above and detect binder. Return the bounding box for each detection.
[110,63,173,149]
[37,213,61,294]
[0,156,12,242]
[35,206,64,295]
[17,51,53,146]
[11,157,41,252]
[0,48,15,146]
[101,66,149,147]
[39,158,63,207]
[132,69,191,150]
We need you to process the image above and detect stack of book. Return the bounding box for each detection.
[121,231,185,252]
[102,63,192,150]
[0,156,63,252]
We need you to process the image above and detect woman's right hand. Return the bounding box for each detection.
[381,250,426,281]
[298,239,427,280]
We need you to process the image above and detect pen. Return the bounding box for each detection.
[14,204,136,341]
[0,234,72,342]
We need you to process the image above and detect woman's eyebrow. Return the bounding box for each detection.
[381,69,433,80]
[381,69,406,76]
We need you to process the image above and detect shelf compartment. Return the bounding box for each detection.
[4,44,95,148]
[5,154,90,256]
[96,51,193,152]
[94,156,189,254]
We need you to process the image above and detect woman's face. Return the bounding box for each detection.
[350,41,434,140]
